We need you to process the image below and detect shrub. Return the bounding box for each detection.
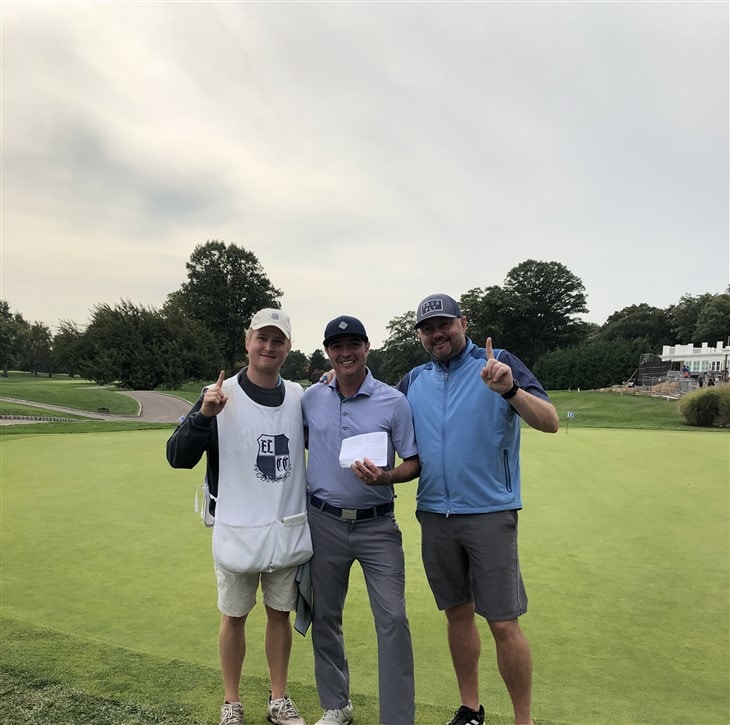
[679,386,730,427]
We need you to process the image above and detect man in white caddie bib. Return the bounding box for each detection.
[167,309,312,725]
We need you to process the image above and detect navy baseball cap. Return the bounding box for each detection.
[414,293,462,328]
[323,315,369,346]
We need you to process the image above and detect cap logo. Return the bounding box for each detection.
[271,312,280,320]
[421,299,444,315]
[338,321,348,330]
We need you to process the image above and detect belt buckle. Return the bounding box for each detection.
[341,508,358,521]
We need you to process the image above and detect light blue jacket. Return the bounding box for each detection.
[397,339,549,515]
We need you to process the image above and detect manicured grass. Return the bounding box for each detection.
[0,399,92,420]
[548,390,688,430]
[170,386,709,431]
[2,371,721,432]
[0,420,175,435]
[0,372,138,415]
[520,430,729,724]
[166,380,208,404]
[2,427,728,724]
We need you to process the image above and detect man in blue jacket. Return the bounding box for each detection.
[396,294,559,725]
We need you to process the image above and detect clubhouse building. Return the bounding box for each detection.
[659,340,730,381]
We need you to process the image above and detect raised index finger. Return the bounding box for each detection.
[215,370,225,387]
[485,337,495,360]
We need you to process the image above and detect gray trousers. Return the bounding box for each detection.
[308,504,415,725]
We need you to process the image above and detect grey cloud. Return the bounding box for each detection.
[2,1,727,352]
[4,116,235,237]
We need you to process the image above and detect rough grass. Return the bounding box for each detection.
[0,667,208,725]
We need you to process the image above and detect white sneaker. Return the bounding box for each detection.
[220,701,244,725]
[314,700,354,725]
[268,694,306,725]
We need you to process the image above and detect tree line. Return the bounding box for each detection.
[1,241,728,390]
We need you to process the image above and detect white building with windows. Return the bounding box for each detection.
[660,341,730,379]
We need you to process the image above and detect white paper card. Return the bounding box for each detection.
[339,431,388,468]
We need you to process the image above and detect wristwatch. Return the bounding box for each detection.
[501,380,520,400]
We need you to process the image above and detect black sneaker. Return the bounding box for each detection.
[445,704,485,725]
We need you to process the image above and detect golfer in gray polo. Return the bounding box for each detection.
[302,315,420,725]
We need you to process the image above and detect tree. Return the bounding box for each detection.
[459,285,527,351]
[80,300,220,389]
[669,293,716,343]
[533,338,646,390]
[457,261,589,367]
[365,348,386,382]
[0,306,55,376]
[0,301,22,376]
[160,308,223,389]
[501,259,588,366]
[504,260,587,316]
[592,303,673,351]
[52,321,84,377]
[280,349,310,382]
[693,292,730,345]
[308,349,328,384]
[380,311,429,384]
[22,322,53,376]
[167,241,282,373]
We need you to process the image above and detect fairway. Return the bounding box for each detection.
[1,428,728,724]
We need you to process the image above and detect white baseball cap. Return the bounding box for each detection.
[249,308,292,339]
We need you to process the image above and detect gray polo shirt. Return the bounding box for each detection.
[301,369,418,510]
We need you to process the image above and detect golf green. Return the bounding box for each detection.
[1,428,728,724]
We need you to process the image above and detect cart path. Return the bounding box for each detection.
[0,391,193,424]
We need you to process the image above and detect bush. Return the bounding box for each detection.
[679,386,730,427]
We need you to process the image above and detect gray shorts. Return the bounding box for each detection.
[416,509,527,621]
[214,563,298,618]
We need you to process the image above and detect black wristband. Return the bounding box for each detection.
[501,380,520,400]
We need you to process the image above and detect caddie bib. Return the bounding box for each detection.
[212,376,312,573]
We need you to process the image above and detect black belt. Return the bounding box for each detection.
[309,494,394,521]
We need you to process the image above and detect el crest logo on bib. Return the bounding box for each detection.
[255,434,292,482]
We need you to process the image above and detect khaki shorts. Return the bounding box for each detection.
[214,563,299,617]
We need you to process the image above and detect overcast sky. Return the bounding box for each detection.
[2,1,728,355]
